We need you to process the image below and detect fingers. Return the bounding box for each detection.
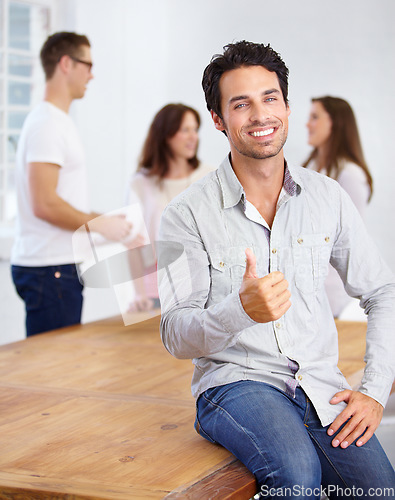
[269,272,289,293]
[328,390,383,448]
[239,248,291,323]
[262,277,291,321]
[243,249,284,285]
[244,248,258,279]
[273,287,292,318]
[330,414,375,449]
[110,215,133,240]
[127,297,154,313]
[90,214,132,241]
[116,215,133,236]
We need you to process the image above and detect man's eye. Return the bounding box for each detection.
[235,103,246,109]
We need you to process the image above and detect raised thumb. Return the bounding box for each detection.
[244,248,258,279]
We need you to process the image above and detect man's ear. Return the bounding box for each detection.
[58,54,72,74]
[210,110,225,132]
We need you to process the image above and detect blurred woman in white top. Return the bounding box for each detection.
[127,103,212,312]
[303,96,373,317]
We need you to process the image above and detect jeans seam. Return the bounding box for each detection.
[307,430,354,497]
[304,398,353,494]
[195,398,216,444]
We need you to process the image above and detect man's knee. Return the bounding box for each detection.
[255,453,322,495]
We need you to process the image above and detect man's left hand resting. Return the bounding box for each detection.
[328,390,384,448]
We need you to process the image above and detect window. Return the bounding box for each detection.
[0,0,52,225]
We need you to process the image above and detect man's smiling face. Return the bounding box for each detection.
[212,65,291,162]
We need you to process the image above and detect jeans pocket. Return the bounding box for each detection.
[54,265,83,292]
[11,266,46,310]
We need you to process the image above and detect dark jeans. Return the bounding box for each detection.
[11,264,83,337]
[196,381,395,499]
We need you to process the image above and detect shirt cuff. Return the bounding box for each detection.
[213,290,257,335]
[358,372,393,408]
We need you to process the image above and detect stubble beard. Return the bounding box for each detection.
[225,122,288,161]
[237,140,285,160]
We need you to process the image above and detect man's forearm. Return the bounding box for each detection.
[33,192,132,242]
[33,193,95,231]
[160,285,254,359]
[158,204,254,360]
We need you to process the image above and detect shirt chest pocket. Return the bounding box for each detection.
[208,246,249,302]
[292,233,332,294]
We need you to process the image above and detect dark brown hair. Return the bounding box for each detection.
[202,40,289,119]
[138,103,200,178]
[303,96,373,199]
[40,31,90,80]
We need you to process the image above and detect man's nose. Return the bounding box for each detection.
[250,102,271,122]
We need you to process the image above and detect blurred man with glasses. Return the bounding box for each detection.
[11,32,131,337]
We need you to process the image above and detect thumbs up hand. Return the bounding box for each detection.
[243,247,258,279]
[239,248,291,323]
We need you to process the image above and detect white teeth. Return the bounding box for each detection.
[251,128,274,137]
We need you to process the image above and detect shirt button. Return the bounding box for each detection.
[219,261,225,268]
[298,375,303,381]
[325,236,330,243]
[275,322,282,329]
[297,238,303,244]
[54,271,61,278]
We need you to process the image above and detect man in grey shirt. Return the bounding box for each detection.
[158,41,395,496]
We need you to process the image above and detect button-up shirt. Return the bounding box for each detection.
[158,155,395,426]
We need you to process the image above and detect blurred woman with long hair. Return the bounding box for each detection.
[304,96,373,317]
[127,103,212,312]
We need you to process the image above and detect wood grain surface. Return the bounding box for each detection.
[0,315,367,499]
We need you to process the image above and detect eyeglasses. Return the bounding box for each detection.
[69,55,93,71]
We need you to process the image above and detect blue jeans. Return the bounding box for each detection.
[195,381,395,499]
[11,264,83,337]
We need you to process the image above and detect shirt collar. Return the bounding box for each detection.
[217,154,302,210]
[217,155,245,209]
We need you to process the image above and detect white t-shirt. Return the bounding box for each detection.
[11,101,89,266]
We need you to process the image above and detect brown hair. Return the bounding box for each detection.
[40,31,90,80]
[202,40,289,120]
[138,103,200,178]
[303,96,373,199]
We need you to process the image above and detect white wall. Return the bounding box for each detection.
[73,0,395,265]
[2,0,394,342]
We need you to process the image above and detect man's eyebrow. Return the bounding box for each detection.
[228,88,281,105]
[228,95,249,105]
[263,88,280,96]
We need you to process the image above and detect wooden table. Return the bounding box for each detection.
[0,316,367,499]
